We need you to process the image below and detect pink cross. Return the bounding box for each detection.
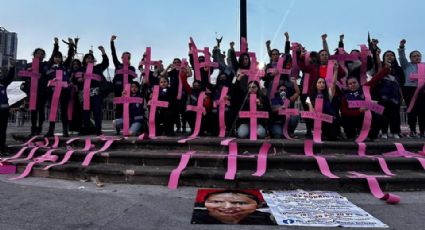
[239,56,265,82]
[278,99,299,139]
[267,56,291,98]
[359,45,371,85]
[235,37,256,59]
[325,60,338,87]
[239,94,269,140]
[189,37,217,82]
[113,84,144,136]
[148,85,169,137]
[115,54,137,90]
[302,52,311,95]
[175,58,189,100]
[186,92,206,137]
[199,47,219,83]
[407,63,425,113]
[139,47,161,85]
[301,98,334,143]
[348,85,384,142]
[329,47,359,63]
[18,57,41,111]
[48,70,69,121]
[213,86,229,137]
[75,63,102,110]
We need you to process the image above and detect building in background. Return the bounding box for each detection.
[0,27,18,67]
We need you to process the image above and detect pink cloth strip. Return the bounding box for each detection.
[252,142,271,177]
[407,63,425,113]
[0,147,28,162]
[8,147,40,162]
[148,86,169,138]
[17,57,40,110]
[10,149,58,180]
[43,150,75,170]
[51,135,60,149]
[225,142,238,180]
[348,171,400,204]
[357,143,395,176]
[167,151,196,189]
[301,98,333,143]
[214,87,229,137]
[239,94,269,140]
[186,92,206,137]
[278,99,299,140]
[67,85,75,121]
[8,135,40,147]
[220,138,235,146]
[304,140,339,178]
[302,73,310,95]
[81,140,114,166]
[177,136,198,144]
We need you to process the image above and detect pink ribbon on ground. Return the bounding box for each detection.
[356,143,395,176]
[167,151,196,189]
[81,139,115,167]
[225,142,238,180]
[48,70,68,121]
[301,98,333,143]
[8,135,40,148]
[213,87,229,137]
[175,58,188,100]
[44,138,93,170]
[0,147,29,163]
[9,149,59,180]
[17,57,40,110]
[406,63,425,113]
[115,54,137,90]
[220,138,235,146]
[278,99,299,140]
[359,45,371,85]
[8,147,40,163]
[67,85,76,121]
[148,86,169,138]
[75,63,102,110]
[384,143,425,170]
[348,85,384,143]
[51,135,60,149]
[348,171,400,204]
[252,142,272,177]
[304,140,339,178]
[113,84,144,136]
[238,55,265,83]
[139,47,160,85]
[239,94,269,140]
[186,92,206,137]
[267,57,291,99]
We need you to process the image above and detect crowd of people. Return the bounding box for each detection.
[1,32,424,153]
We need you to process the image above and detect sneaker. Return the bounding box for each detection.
[381,134,388,139]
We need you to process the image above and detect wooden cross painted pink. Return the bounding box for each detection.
[18,57,41,111]
[213,86,229,137]
[235,37,256,59]
[48,70,69,121]
[175,58,189,100]
[348,85,384,142]
[186,92,207,137]
[199,47,219,84]
[359,45,371,85]
[189,37,205,81]
[278,99,299,140]
[239,94,269,140]
[75,63,102,110]
[113,84,144,136]
[239,56,265,82]
[301,98,334,143]
[406,63,425,113]
[115,54,137,90]
[139,47,161,85]
[267,56,291,98]
[302,52,311,95]
[148,85,169,137]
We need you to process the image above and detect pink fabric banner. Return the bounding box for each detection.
[278,99,299,140]
[239,94,269,140]
[115,54,137,90]
[167,151,196,189]
[113,84,144,136]
[139,47,160,85]
[348,85,384,142]
[148,86,169,138]
[224,142,238,180]
[252,142,272,177]
[348,171,400,204]
[186,92,206,138]
[406,63,425,113]
[75,63,102,110]
[48,70,68,121]
[213,87,229,137]
[301,98,334,143]
[304,140,339,178]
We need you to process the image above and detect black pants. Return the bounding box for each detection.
[47,90,71,134]
[156,108,174,136]
[0,109,8,148]
[83,94,103,135]
[380,101,401,134]
[31,94,48,133]
[341,115,363,139]
[403,87,419,132]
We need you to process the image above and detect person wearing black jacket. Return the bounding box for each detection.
[0,59,16,155]
[78,46,109,135]
[110,35,137,135]
[151,76,176,136]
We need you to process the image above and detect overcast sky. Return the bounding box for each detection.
[2,0,424,66]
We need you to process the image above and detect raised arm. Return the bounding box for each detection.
[48,37,60,63]
[398,39,409,69]
[110,35,121,68]
[64,38,75,69]
[338,34,344,49]
[97,46,109,72]
[284,32,290,55]
[321,34,329,53]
